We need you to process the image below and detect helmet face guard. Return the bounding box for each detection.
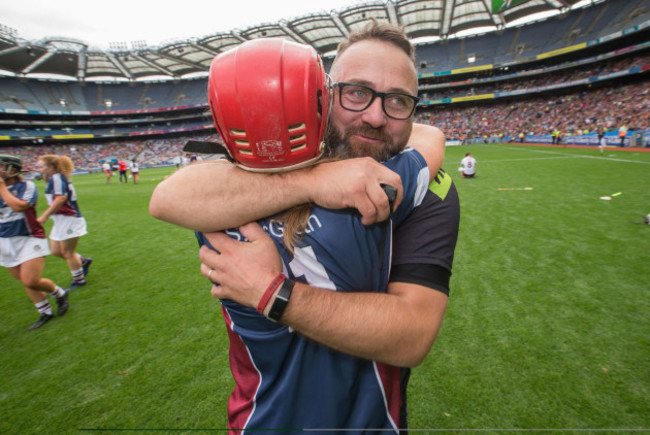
[208,38,330,172]
[0,154,22,179]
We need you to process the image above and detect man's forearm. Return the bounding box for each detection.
[150,161,310,232]
[150,158,404,230]
[275,281,448,368]
[200,229,447,368]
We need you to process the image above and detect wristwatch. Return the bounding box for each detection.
[267,278,295,322]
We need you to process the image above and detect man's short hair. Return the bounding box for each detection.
[336,18,416,66]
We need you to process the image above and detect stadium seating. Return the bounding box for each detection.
[0,0,647,169]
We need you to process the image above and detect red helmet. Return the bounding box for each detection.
[208,38,330,171]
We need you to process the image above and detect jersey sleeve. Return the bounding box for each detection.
[14,180,39,206]
[382,147,430,227]
[25,181,38,206]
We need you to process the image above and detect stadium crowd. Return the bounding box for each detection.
[0,135,213,172]
[0,75,647,172]
[417,80,649,141]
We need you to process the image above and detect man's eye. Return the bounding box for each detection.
[387,95,410,108]
[345,87,369,99]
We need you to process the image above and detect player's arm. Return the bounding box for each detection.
[37,195,67,224]
[0,179,29,212]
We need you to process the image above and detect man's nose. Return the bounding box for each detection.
[360,97,387,128]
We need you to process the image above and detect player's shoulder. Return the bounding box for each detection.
[428,169,457,202]
[50,172,65,184]
[12,178,32,190]
[11,179,37,199]
[384,147,427,169]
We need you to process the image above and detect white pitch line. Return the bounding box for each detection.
[481,145,650,165]
[481,156,572,163]
[573,154,650,164]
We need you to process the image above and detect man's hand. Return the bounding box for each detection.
[306,157,403,225]
[199,222,283,307]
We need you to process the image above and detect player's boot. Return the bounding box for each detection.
[56,292,69,316]
[67,281,87,292]
[29,313,54,330]
[82,257,93,277]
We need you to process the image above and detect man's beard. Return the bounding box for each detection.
[324,124,410,162]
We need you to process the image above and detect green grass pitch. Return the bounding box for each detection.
[1,143,649,433]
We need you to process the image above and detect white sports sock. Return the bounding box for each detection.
[35,300,53,316]
[72,268,86,283]
[52,286,66,298]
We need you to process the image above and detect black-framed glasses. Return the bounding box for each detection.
[333,82,419,120]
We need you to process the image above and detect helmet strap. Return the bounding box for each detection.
[3,165,19,180]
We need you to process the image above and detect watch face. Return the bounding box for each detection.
[267,279,294,322]
[276,294,289,302]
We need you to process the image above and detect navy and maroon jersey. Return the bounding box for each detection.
[0,179,45,238]
[197,148,430,433]
[44,173,83,217]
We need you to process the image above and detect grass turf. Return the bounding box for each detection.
[1,144,648,433]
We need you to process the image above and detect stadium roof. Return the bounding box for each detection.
[0,0,592,82]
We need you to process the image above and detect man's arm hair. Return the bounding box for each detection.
[276,280,448,368]
[150,160,311,232]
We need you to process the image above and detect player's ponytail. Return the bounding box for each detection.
[59,156,74,179]
[275,155,341,252]
[39,154,74,179]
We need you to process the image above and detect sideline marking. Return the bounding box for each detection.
[498,187,534,191]
[482,144,650,165]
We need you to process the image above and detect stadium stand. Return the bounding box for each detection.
[0,0,648,169]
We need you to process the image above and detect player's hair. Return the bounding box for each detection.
[334,18,416,67]
[277,204,312,252]
[40,154,74,179]
[276,155,340,252]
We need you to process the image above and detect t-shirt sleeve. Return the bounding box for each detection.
[389,169,460,295]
